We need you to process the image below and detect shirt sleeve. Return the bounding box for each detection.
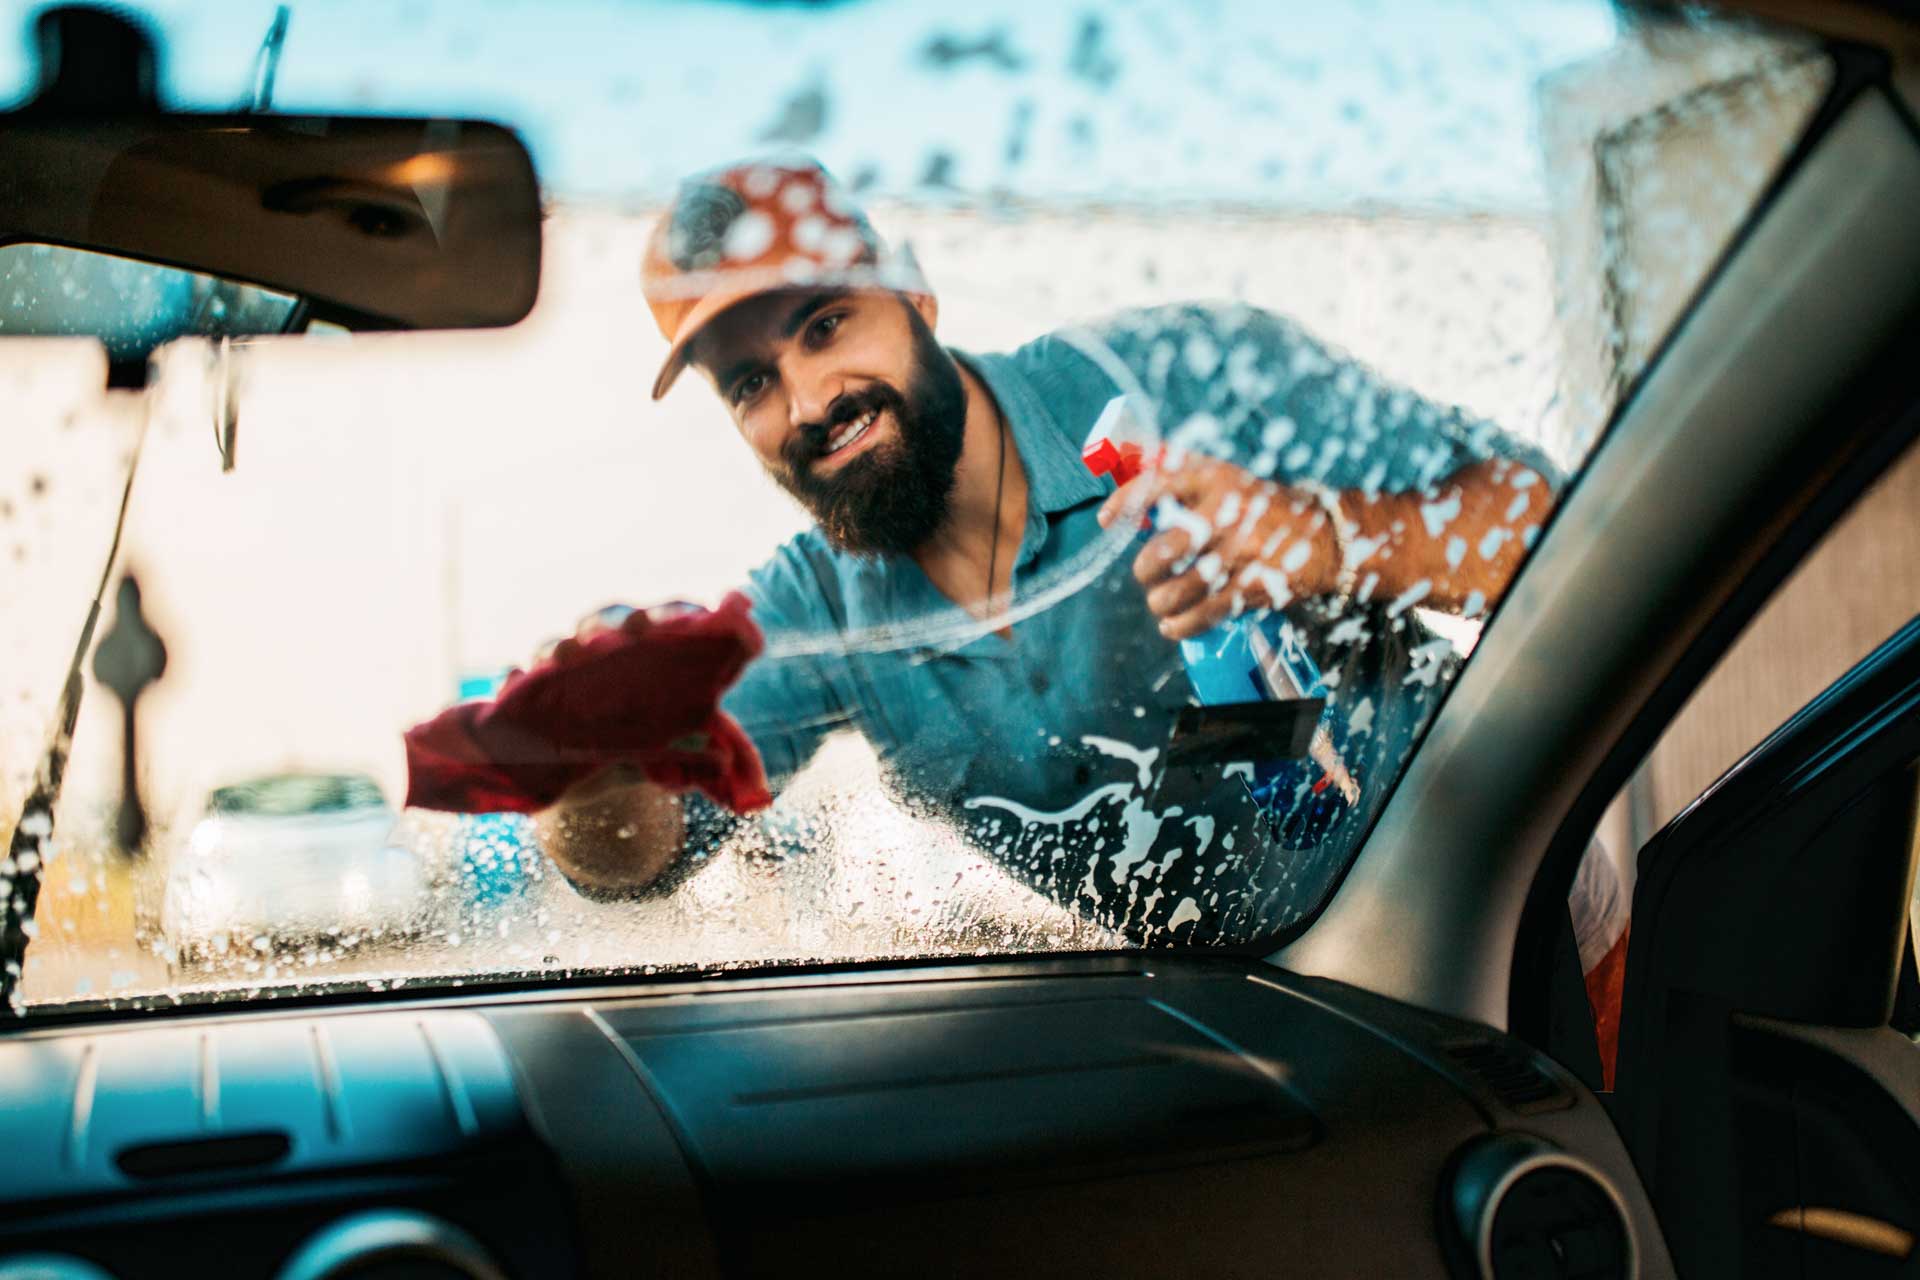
[1086,302,1564,496]
[723,540,849,797]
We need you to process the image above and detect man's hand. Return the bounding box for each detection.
[532,762,687,898]
[1097,454,1554,636]
[533,603,636,668]
[526,603,681,898]
[1098,455,1341,641]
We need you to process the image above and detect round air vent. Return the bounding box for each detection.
[1447,1134,1634,1278]
[275,1210,508,1280]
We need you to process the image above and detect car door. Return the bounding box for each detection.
[1611,609,1920,1279]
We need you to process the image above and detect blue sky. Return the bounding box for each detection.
[0,0,1618,210]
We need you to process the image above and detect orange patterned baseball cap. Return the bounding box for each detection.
[642,158,929,400]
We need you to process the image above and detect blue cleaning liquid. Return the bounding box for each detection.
[1082,395,1356,847]
[452,668,539,908]
[1179,614,1355,848]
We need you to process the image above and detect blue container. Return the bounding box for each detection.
[1180,614,1355,848]
[1082,395,1356,847]
[451,668,539,909]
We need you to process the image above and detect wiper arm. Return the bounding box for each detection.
[0,406,150,1016]
[1,611,101,1013]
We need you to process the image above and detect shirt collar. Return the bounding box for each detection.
[829,345,1109,654]
[955,348,1108,517]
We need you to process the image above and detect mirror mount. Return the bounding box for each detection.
[243,5,292,114]
[23,6,160,118]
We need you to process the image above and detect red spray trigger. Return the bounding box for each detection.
[1082,437,1147,486]
[1084,395,1158,525]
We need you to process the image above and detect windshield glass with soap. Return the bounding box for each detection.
[1,0,1826,1007]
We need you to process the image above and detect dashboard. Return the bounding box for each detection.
[0,955,1669,1277]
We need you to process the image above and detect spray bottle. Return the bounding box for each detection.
[1083,395,1358,845]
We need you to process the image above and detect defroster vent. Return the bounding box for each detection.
[1441,1038,1573,1114]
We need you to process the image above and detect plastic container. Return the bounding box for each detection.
[1083,395,1357,846]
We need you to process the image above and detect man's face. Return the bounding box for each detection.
[688,288,967,556]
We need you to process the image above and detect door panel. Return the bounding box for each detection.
[1615,618,1920,1279]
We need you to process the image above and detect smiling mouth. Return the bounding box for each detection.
[822,407,881,459]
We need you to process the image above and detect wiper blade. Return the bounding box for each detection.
[1,603,105,1013]
[0,405,150,1016]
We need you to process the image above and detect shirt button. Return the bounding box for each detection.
[1027,670,1050,695]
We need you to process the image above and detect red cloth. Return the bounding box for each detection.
[1584,921,1630,1092]
[403,593,773,816]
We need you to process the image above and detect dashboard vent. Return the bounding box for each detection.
[1448,1135,1633,1280]
[1486,1163,1631,1279]
[1441,1038,1572,1113]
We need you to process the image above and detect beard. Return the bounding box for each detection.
[769,303,967,557]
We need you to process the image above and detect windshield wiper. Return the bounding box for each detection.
[0,420,150,1016]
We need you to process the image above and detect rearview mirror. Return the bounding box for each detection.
[0,6,543,361]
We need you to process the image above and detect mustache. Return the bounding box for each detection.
[782,383,906,472]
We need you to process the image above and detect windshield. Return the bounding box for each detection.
[2,0,1833,1009]
[0,244,300,360]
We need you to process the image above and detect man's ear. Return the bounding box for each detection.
[905,290,939,333]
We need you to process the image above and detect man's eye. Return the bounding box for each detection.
[809,313,842,344]
[732,373,767,404]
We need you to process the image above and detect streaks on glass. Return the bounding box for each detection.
[171,0,1617,208]
[756,73,830,146]
[921,27,1028,75]
[1067,15,1120,91]
[1538,18,1831,455]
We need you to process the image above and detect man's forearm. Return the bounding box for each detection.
[1339,457,1552,612]
[533,765,689,897]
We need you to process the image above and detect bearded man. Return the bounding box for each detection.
[533,158,1576,948]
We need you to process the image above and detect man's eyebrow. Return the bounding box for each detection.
[713,356,764,393]
[781,290,850,339]
[700,290,852,390]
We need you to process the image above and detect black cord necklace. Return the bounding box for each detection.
[985,416,1007,616]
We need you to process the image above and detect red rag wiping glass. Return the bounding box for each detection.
[402,592,773,816]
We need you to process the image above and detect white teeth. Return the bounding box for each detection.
[827,409,879,454]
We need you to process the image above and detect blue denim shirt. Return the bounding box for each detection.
[720,303,1556,943]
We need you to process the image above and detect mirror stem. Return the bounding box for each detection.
[212,337,241,473]
[246,7,292,113]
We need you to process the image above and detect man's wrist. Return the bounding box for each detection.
[1297,482,1359,599]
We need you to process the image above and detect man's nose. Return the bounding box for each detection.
[784,357,845,431]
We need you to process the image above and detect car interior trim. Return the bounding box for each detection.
[0,956,1676,1276]
[1762,1205,1916,1259]
[1734,1012,1920,1132]
[1276,83,1920,1028]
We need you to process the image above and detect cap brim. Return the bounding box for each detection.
[649,254,934,401]
[649,278,775,401]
